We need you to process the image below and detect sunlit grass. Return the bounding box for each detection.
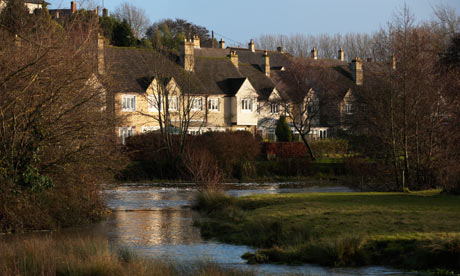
[195,190,460,273]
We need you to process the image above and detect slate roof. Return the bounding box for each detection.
[193,56,244,95]
[104,47,202,94]
[237,63,275,100]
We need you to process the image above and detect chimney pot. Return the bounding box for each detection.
[391,54,396,70]
[229,51,239,69]
[71,1,77,13]
[219,38,225,49]
[102,8,108,17]
[338,48,344,61]
[248,39,255,52]
[277,46,284,53]
[311,48,318,60]
[351,57,363,86]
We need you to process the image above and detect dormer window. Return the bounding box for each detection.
[270,104,279,114]
[168,96,178,111]
[344,103,353,114]
[241,98,254,112]
[191,97,203,111]
[208,98,220,112]
[122,95,136,112]
[148,95,161,112]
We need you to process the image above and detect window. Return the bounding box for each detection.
[187,128,201,135]
[168,96,178,111]
[208,98,219,111]
[122,95,136,112]
[119,127,134,144]
[142,126,159,133]
[270,104,279,114]
[344,104,353,114]
[148,95,160,112]
[191,97,203,111]
[308,104,318,114]
[241,98,254,112]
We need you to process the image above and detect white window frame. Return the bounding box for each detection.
[187,127,202,135]
[241,98,254,113]
[270,103,279,114]
[142,126,160,133]
[121,95,136,112]
[168,96,178,111]
[148,95,161,112]
[118,127,134,144]
[208,98,219,112]
[191,97,203,111]
[344,103,353,114]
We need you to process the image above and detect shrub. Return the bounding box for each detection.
[262,142,307,159]
[275,116,292,142]
[310,139,349,157]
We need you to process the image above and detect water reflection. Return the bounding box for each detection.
[97,185,424,275]
[110,210,200,246]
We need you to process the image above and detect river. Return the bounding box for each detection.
[88,183,424,276]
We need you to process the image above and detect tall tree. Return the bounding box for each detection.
[0,2,120,231]
[146,18,213,53]
[112,2,150,39]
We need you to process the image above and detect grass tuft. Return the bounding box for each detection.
[195,191,460,273]
[0,235,255,276]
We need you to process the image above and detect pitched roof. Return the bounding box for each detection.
[227,47,291,69]
[193,56,244,95]
[104,47,202,94]
[237,63,275,100]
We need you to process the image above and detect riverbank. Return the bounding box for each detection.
[194,190,460,274]
[0,235,255,276]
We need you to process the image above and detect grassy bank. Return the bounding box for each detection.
[194,190,460,274]
[0,235,255,276]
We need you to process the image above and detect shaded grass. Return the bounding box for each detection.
[0,235,256,276]
[194,190,460,273]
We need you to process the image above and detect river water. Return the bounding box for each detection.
[90,183,424,276]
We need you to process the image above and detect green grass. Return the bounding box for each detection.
[195,190,460,273]
[0,235,256,276]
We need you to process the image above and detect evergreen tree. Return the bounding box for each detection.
[275,115,293,142]
[112,19,136,47]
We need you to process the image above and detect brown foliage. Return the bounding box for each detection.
[0,3,121,232]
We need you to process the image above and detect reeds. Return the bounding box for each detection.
[0,235,255,276]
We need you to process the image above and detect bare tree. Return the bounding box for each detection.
[113,2,150,39]
[0,2,120,231]
[271,58,326,160]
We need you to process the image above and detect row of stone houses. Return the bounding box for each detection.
[98,34,368,143]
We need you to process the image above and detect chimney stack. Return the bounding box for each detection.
[338,48,344,61]
[192,35,200,49]
[181,38,195,72]
[277,46,284,53]
[229,51,239,69]
[70,1,77,13]
[311,48,318,60]
[102,8,108,17]
[97,34,105,75]
[219,38,225,49]
[262,51,270,77]
[248,39,255,52]
[391,54,396,70]
[351,57,363,86]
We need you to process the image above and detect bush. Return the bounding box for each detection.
[275,116,292,142]
[261,142,307,159]
[310,139,349,157]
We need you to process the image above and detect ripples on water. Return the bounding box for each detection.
[95,184,423,276]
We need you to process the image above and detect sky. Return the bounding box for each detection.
[47,0,460,46]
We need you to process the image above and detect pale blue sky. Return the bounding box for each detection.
[48,0,459,45]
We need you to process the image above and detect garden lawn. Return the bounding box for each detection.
[195,190,460,273]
